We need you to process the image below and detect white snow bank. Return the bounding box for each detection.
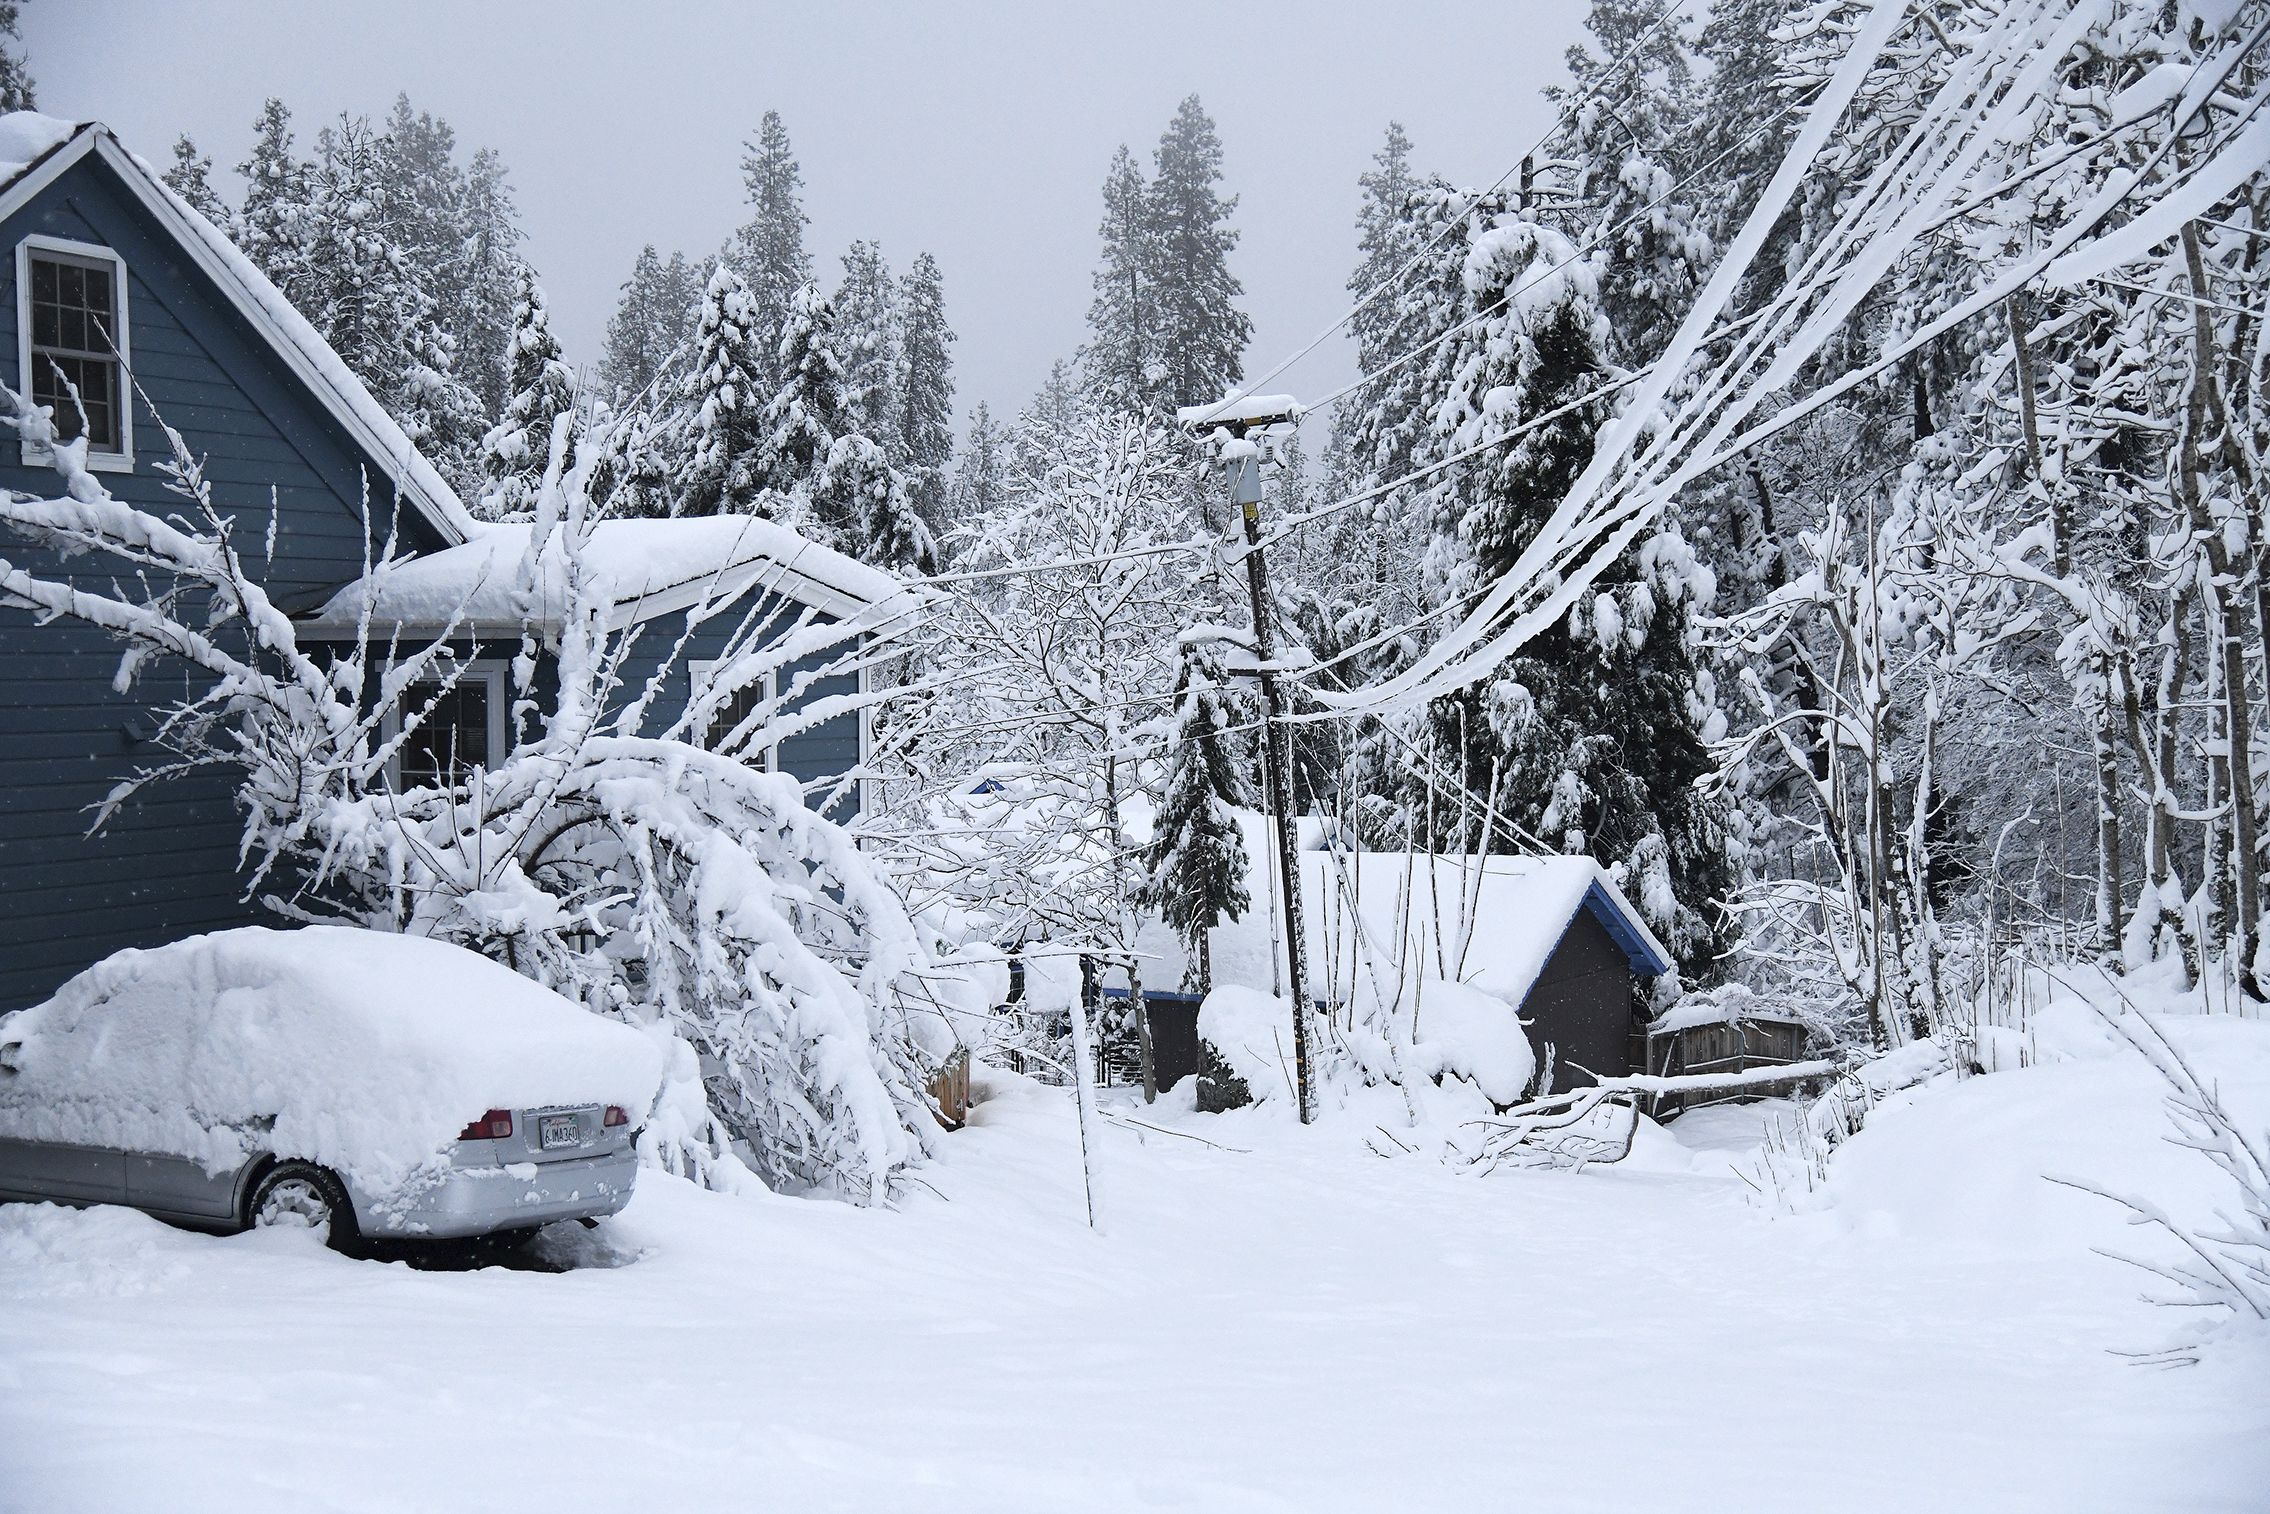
[300,515,916,636]
[1407,977,1536,1105]
[1197,985,1297,1103]
[0,926,665,1190]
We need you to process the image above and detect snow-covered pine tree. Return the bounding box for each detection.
[896,251,956,528]
[475,265,580,521]
[674,262,770,518]
[750,279,849,524]
[375,97,522,423]
[0,3,32,114]
[295,118,429,393]
[1337,171,1474,635]
[1348,121,1419,378]
[1418,204,1732,971]
[162,136,227,224]
[451,146,524,422]
[827,431,938,573]
[834,240,901,450]
[730,110,813,375]
[948,401,1006,532]
[1139,639,1252,993]
[1147,95,1251,413]
[235,99,310,299]
[1557,0,1709,369]
[600,246,705,404]
[394,322,489,491]
[1084,145,1159,413]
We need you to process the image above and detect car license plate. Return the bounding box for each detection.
[539,1114,581,1150]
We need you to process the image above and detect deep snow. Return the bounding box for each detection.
[2,1013,2267,1512]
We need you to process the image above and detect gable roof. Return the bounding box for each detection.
[0,113,475,547]
[1109,809,1676,1008]
[297,514,921,639]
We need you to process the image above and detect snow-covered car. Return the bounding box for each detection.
[0,926,665,1248]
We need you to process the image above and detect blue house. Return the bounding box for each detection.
[0,115,892,1011]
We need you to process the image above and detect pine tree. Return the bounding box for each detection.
[296,118,429,394]
[1559,0,1708,367]
[896,251,956,527]
[600,246,705,403]
[475,265,580,521]
[751,280,848,522]
[1139,640,1252,993]
[675,262,770,518]
[1083,145,1158,413]
[395,322,488,489]
[827,431,938,573]
[1348,122,1419,375]
[0,3,33,115]
[452,146,523,422]
[731,110,813,371]
[834,240,901,448]
[1147,96,1251,412]
[1417,205,1731,971]
[948,401,1006,529]
[236,99,310,298]
[162,135,227,224]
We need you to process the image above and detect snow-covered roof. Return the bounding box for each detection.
[0,114,475,547]
[1123,815,1673,1011]
[297,515,919,638]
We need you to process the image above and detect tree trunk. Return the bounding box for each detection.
[2095,717,2124,967]
[2006,293,2070,575]
[2180,223,2265,999]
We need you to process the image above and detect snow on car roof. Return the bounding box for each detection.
[0,926,665,1190]
[298,515,921,637]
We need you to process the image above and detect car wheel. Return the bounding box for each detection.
[246,1161,355,1247]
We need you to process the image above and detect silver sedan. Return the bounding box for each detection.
[0,1089,641,1249]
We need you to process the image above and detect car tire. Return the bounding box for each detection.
[245,1161,356,1248]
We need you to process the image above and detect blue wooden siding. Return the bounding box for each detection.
[0,151,451,1011]
[602,596,866,818]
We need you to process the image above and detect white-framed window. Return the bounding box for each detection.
[382,661,509,789]
[691,658,778,771]
[17,235,132,472]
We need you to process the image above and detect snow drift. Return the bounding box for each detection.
[0,926,666,1190]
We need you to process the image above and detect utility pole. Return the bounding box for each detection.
[1182,396,1316,1124]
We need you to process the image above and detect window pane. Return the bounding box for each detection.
[30,353,119,450]
[29,258,54,303]
[29,296,57,347]
[56,262,82,307]
[398,679,491,787]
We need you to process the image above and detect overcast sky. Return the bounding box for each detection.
[30,2,1591,430]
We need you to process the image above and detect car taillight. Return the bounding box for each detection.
[457,1109,513,1141]
[603,1105,629,1128]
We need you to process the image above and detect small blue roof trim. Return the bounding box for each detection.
[1580,879,1674,977]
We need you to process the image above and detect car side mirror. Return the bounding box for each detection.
[0,1042,20,1075]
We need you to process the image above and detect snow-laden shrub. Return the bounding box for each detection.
[0,395,944,1203]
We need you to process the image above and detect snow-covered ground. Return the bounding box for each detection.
[3,1012,2267,1513]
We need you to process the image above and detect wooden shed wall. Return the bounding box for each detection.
[1520,910,1636,1094]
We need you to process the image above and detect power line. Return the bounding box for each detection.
[1179,0,1705,429]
